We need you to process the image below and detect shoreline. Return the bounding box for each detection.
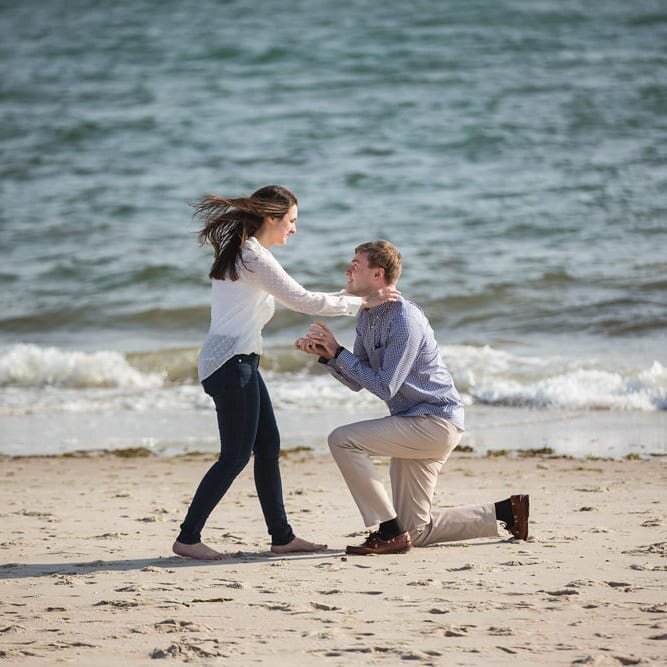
[1,444,665,463]
[1,450,665,665]
[2,405,665,460]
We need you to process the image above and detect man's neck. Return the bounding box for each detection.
[362,285,399,310]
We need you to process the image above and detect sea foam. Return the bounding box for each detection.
[444,345,667,412]
[0,344,163,389]
[0,343,664,414]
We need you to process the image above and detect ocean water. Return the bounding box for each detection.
[1,0,666,457]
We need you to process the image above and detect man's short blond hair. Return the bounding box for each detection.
[355,240,402,285]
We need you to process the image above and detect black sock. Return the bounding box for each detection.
[378,517,404,540]
[494,499,514,527]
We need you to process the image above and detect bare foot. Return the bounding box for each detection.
[270,536,328,554]
[172,540,228,560]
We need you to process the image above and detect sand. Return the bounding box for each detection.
[1,448,665,666]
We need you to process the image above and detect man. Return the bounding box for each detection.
[295,240,529,555]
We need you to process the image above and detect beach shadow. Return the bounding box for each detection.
[0,550,345,580]
[1,540,524,580]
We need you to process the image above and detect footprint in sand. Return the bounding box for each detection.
[542,589,579,597]
[566,579,600,588]
[623,542,666,556]
[44,640,98,650]
[0,624,28,633]
[0,648,39,659]
[114,584,144,593]
[640,517,662,527]
[428,607,451,615]
[487,626,514,636]
[500,560,539,567]
[630,563,667,571]
[150,640,225,660]
[93,600,140,609]
[407,578,441,587]
[446,563,475,572]
[153,619,212,633]
[214,579,246,589]
[604,581,632,590]
[310,602,341,611]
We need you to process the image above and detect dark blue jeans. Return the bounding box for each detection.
[177,354,295,546]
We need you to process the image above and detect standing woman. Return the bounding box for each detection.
[173,185,395,560]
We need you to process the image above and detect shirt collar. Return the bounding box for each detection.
[363,298,401,315]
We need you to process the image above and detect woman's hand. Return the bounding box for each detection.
[361,286,401,309]
[294,336,324,356]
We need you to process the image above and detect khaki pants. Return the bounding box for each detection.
[328,414,498,547]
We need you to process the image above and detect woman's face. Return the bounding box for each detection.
[265,204,298,247]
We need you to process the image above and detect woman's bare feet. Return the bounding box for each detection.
[270,536,328,554]
[172,540,228,560]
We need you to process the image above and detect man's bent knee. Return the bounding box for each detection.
[327,424,353,451]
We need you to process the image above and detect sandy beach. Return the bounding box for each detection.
[1,445,665,666]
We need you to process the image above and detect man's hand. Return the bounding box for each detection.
[293,321,341,361]
[305,321,339,359]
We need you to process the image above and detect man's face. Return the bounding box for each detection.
[344,251,383,296]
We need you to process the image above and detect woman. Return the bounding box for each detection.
[173,185,397,560]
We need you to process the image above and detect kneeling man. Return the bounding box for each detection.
[296,240,529,555]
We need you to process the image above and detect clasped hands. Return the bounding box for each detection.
[295,321,339,360]
[294,286,400,360]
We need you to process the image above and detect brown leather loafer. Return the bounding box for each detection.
[509,494,530,540]
[346,530,412,555]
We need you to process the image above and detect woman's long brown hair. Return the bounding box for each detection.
[193,185,297,280]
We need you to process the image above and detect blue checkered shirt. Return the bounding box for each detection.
[325,298,465,429]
